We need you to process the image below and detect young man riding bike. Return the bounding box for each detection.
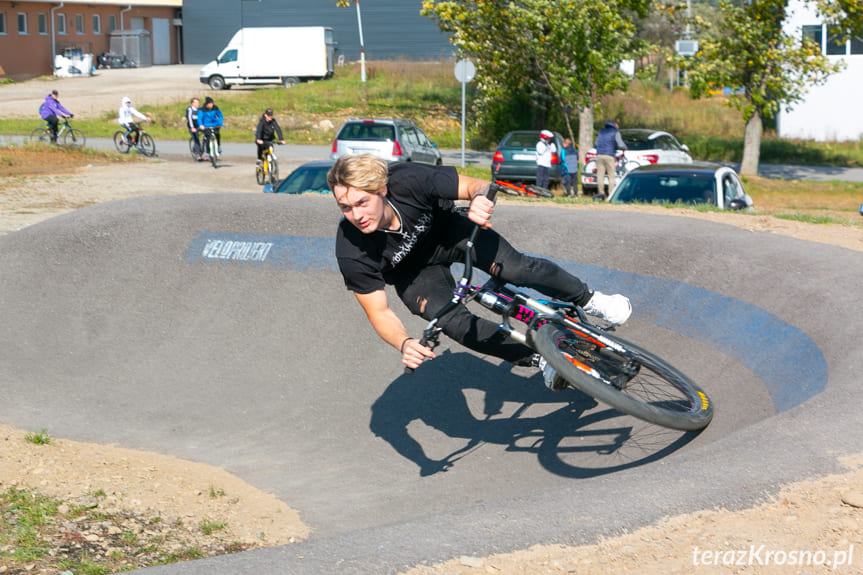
[327,154,631,387]
[118,97,149,144]
[254,108,285,165]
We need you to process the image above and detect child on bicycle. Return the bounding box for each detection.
[198,96,224,159]
[118,97,149,144]
[254,108,285,165]
[40,90,73,144]
[327,154,632,385]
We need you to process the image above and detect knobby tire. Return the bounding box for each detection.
[525,184,554,198]
[256,162,266,185]
[530,320,713,431]
[268,155,279,185]
[209,138,218,168]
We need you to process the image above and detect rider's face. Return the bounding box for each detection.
[333,185,389,234]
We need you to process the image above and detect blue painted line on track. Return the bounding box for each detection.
[185,232,828,413]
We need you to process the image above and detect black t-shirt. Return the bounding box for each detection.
[336,162,460,294]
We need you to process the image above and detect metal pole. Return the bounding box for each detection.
[356,0,366,82]
[461,80,466,167]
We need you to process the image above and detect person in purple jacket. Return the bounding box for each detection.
[40,90,73,144]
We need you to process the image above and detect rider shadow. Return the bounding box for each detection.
[370,350,699,478]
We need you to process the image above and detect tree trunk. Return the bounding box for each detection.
[740,112,762,176]
[577,106,594,195]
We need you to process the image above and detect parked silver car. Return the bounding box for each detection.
[330,118,442,165]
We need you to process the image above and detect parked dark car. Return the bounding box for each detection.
[272,160,334,194]
[330,118,442,165]
[491,130,565,186]
[607,162,754,210]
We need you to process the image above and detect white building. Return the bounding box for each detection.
[778,0,863,141]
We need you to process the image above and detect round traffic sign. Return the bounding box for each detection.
[454,59,476,83]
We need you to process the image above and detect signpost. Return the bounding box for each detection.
[453,59,476,167]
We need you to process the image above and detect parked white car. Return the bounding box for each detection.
[582,129,693,192]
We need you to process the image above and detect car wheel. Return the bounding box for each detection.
[208,75,226,90]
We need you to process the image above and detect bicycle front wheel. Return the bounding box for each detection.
[531,320,713,431]
[209,139,218,168]
[113,131,130,154]
[62,128,86,148]
[268,156,279,185]
[30,127,50,143]
[138,133,156,157]
[256,161,266,185]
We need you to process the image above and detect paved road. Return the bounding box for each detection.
[1,190,861,574]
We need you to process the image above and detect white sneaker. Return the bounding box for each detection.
[537,357,568,392]
[583,291,632,325]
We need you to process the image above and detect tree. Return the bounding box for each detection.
[688,0,861,175]
[421,0,651,163]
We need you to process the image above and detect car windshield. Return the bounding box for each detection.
[501,132,539,147]
[622,133,659,151]
[278,167,331,195]
[338,123,396,141]
[613,173,716,205]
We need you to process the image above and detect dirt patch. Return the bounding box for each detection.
[2,152,862,574]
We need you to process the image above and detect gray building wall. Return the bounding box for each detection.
[182,0,453,64]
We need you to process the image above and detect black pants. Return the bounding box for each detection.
[257,141,274,160]
[393,211,591,366]
[189,127,201,156]
[46,115,60,142]
[536,165,550,189]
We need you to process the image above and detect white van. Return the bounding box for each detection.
[200,27,335,90]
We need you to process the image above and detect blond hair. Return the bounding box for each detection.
[327,154,389,194]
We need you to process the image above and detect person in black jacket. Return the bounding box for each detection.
[254,109,285,164]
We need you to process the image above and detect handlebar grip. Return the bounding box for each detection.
[487,182,501,203]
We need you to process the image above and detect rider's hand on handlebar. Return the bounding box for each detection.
[468,194,494,229]
[401,338,435,370]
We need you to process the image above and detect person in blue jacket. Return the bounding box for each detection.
[561,137,579,197]
[594,121,627,198]
[197,96,224,158]
[40,90,73,144]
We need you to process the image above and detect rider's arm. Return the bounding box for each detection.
[456,175,495,229]
[354,289,435,369]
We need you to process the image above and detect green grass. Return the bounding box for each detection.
[1,60,860,167]
[23,429,51,445]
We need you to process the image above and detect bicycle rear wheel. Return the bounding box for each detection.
[189,137,199,159]
[530,320,713,431]
[256,161,266,185]
[495,181,524,197]
[30,127,51,143]
[113,131,130,154]
[138,133,156,157]
[62,128,86,148]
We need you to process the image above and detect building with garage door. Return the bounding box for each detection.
[0,0,182,81]
[181,0,452,65]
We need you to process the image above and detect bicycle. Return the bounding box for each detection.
[113,123,156,157]
[494,179,554,198]
[255,142,280,186]
[406,185,713,432]
[201,127,220,168]
[30,117,85,147]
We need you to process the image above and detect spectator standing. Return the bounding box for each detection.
[594,121,627,198]
[40,90,73,144]
[535,129,556,190]
[561,137,579,197]
[186,97,202,160]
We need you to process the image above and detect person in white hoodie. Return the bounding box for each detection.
[117,96,149,144]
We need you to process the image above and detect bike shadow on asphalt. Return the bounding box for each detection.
[370,350,700,478]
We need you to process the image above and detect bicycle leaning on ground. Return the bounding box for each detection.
[255,142,280,186]
[30,117,86,147]
[113,123,156,157]
[200,127,220,168]
[406,185,713,432]
[493,179,554,198]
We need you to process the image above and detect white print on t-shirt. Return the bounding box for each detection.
[391,212,433,265]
